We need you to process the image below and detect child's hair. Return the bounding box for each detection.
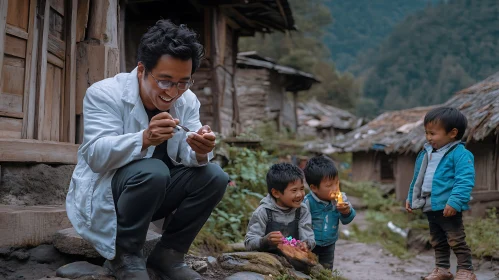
[303,155,338,187]
[424,107,468,140]
[266,163,304,197]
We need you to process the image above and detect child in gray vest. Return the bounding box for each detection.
[303,155,356,269]
[244,163,315,254]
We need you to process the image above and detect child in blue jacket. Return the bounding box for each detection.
[303,155,355,269]
[406,107,476,280]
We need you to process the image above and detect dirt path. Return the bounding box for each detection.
[335,211,498,280]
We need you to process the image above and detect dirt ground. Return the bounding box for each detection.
[336,211,499,280]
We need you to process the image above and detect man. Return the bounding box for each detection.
[66,20,228,280]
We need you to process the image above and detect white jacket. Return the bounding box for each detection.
[66,67,213,259]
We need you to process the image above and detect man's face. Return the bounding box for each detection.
[138,55,193,111]
[310,176,339,201]
[425,121,457,150]
[272,179,305,208]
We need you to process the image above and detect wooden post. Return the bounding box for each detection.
[22,0,39,139]
[0,0,8,95]
[118,0,126,73]
[35,0,50,140]
[210,8,220,133]
[64,0,77,143]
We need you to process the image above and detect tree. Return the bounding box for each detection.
[239,0,360,111]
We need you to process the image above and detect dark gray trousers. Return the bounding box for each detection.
[111,158,228,254]
[426,210,473,271]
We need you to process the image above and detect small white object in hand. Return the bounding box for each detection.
[186,131,196,137]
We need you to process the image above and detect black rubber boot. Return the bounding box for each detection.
[147,244,202,280]
[103,247,149,280]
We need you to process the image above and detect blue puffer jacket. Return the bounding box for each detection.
[304,192,356,247]
[407,142,475,212]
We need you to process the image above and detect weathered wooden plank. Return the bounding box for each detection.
[3,55,24,67]
[76,0,90,42]
[88,0,118,47]
[7,0,29,30]
[24,0,39,139]
[0,0,8,96]
[0,111,23,118]
[4,34,27,58]
[47,52,64,68]
[51,65,62,141]
[42,63,55,140]
[49,0,65,16]
[0,139,79,163]
[118,0,126,73]
[0,116,22,138]
[49,8,64,40]
[2,62,25,96]
[65,0,77,143]
[36,0,51,140]
[0,92,23,113]
[47,34,65,59]
[75,42,106,115]
[6,24,28,39]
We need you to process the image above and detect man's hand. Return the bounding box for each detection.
[265,231,284,246]
[405,200,413,213]
[186,125,216,155]
[142,112,179,150]
[443,204,457,217]
[336,202,351,215]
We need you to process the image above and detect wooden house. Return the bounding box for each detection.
[0,0,296,165]
[235,51,319,133]
[336,105,434,200]
[337,72,499,215]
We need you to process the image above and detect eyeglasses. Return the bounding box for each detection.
[148,69,194,91]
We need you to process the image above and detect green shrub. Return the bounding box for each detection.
[465,207,499,258]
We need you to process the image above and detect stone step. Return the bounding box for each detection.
[53,227,161,258]
[0,204,71,247]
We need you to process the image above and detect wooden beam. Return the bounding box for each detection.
[0,139,79,164]
[275,0,288,28]
[6,24,29,40]
[0,111,24,119]
[118,0,126,73]
[36,0,50,140]
[64,0,77,143]
[0,0,8,96]
[24,0,40,139]
[76,0,90,42]
[226,7,256,28]
[471,191,499,203]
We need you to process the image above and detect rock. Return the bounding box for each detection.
[30,244,63,264]
[293,270,312,279]
[37,278,71,280]
[207,256,218,267]
[218,252,286,276]
[224,272,267,280]
[191,260,208,273]
[0,247,13,258]
[53,228,161,258]
[227,242,246,252]
[10,249,30,261]
[56,261,112,279]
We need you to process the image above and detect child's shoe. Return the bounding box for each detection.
[424,267,454,280]
[454,269,477,280]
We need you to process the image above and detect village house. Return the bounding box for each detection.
[0,0,296,247]
[337,72,499,215]
[336,105,433,200]
[235,51,319,134]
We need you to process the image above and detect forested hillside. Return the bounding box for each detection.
[324,0,437,71]
[357,0,499,117]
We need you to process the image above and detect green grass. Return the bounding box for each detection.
[465,208,499,258]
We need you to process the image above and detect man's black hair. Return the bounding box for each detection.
[424,107,468,140]
[266,163,304,197]
[303,155,338,188]
[137,20,204,75]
